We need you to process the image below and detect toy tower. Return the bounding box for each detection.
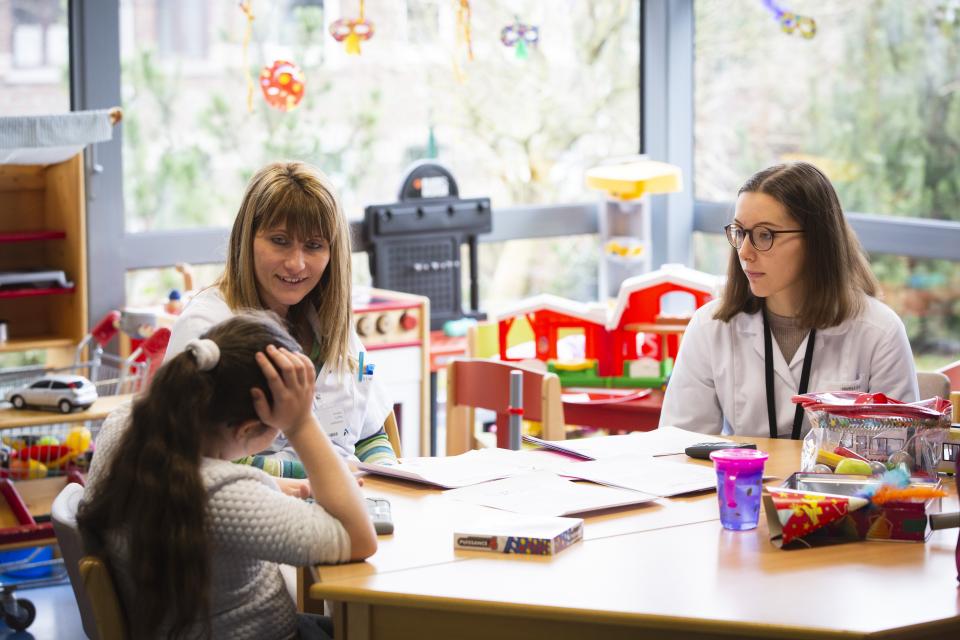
[586,158,682,298]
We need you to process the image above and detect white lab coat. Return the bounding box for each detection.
[660,296,918,437]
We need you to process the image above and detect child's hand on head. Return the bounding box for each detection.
[251,345,316,437]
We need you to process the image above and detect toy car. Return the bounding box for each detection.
[5,374,98,413]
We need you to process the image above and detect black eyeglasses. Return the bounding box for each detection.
[724,223,804,252]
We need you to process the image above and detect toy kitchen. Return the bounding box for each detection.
[352,288,430,457]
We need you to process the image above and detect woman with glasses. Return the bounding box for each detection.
[660,162,917,438]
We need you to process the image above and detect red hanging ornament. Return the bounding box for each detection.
[259,60,306,111]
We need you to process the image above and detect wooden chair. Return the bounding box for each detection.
[936,359,960,391]
[384,410,402,457]
[917,371,950,400]
[79,556,129,640]
[52,482,129,640]
[446,358,565,455]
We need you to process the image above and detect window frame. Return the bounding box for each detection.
[70,0,634,326]
[71,0,960,331]
[673,0,960,261]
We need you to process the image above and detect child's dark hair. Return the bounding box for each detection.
[77,311,300,639]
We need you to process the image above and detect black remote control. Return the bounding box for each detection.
[684,442,757,460]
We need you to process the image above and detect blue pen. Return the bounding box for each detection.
[358,351,364,381]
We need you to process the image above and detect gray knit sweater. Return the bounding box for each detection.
[85,402,351,640]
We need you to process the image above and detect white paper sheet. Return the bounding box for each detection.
[531,426,730,460]
[358,448,549,489]
[556,454,718,497]
[444,471,656,516]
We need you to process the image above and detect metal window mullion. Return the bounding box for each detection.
[69,0,126,328]
[643,0,695,269]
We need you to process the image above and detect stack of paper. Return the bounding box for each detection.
[444,471,656,516]
[524,426,730,460]
[554,456,718,497]
[360,427,727,500]
[358,449,542,489]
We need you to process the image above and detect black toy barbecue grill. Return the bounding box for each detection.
[362,162,492,331]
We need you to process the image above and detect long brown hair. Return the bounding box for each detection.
[713,162,879,329]
[219,161,352,372]
[77,312,300,639]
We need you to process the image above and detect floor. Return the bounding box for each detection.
[0,581,85,640]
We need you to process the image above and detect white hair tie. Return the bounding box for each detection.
[185,338,220,371]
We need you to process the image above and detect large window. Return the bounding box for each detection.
[695,0,960,367]
[119,0,639,231]
[0,0,70,115]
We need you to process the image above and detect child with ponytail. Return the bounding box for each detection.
[78,312,377,640]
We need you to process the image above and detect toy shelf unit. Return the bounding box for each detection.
[586,158,682,299]
[0,109,118,365]
[0,154,87,365]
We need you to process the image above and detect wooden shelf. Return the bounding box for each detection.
[0,394,133,430]
[0,153,88,363]
[0,337,75,354]
[0,287,75,300]
[0,231,66,243]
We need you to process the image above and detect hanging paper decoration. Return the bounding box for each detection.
[452,0,474,81]
[330,0,374,55]
[239,1,256,113]
[259,60,306,111]
[501,18,539,60]
[762,0,816,39]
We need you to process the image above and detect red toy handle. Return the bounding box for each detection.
[90,311,121,347]
[0,479,36,526]
[140,327,171,360]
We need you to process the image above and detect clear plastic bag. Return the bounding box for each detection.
[793,392,952,478]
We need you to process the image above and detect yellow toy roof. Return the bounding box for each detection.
[585,159,682,200]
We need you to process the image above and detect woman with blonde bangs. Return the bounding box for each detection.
[165,161,396,479]
[660,162,917,438]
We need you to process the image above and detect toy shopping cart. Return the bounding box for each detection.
[0,312,169,631]
[0,311,170,403]
[0,474,82,631]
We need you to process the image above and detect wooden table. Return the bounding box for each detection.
[306,438,960,639]
[0,394,132,430]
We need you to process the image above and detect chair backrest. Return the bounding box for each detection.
[79,556,129,640]
[52,482,99,639]
[384,410,402,458]
[936,359,960,391]
[446,358,564,455]
[917,371,950,400]
[51,482,129,640]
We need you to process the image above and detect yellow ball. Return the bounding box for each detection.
[834,458,872,475]
[65,427,92,454]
